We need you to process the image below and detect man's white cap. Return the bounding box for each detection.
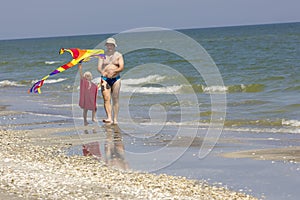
[105,37,117,47]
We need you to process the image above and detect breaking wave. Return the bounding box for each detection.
[121,75,265,94]
[0,80,25,87]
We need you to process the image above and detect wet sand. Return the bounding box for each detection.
[0,127,258,199]
[221,146,300,163]
[3,96,299,199]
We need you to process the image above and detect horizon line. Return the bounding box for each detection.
[1,21,299,41]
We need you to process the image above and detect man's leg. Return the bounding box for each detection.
[101,81,112,123]
[112,80,121,124]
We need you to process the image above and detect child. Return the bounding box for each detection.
[78,63,98,126]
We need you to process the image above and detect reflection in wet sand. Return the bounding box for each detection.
[82,141,102,159]
[104,124,129,170]
[82,124,129,170]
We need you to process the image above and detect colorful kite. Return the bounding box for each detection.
[28,48,105,94]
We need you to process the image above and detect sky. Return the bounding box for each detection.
[0,0,299,40]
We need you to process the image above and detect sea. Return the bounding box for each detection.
[0,22,300,199]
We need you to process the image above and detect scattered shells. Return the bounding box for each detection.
[0,129,258,199]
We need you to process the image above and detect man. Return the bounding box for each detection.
[97,38,124,124]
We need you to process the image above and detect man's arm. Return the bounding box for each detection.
[115,55,124,73]
[97,57,104,74]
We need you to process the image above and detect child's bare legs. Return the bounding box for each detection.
[92,110,97,122]
[83,109,88,126]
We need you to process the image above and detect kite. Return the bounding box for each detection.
[28,48,105,94]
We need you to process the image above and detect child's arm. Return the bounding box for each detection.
[78,63,83,79]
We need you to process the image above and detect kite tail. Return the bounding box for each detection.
[28,80,44,94]
[28,75,49,94]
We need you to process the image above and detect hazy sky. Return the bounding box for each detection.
[1,0,299,40]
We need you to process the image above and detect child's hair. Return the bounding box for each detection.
[83,71,93,81]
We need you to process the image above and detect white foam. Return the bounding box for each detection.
[31,78,67,84]
[119,75,184,94]
[132,120,300,134]
[0,80,24,87]
[42,103,76,108]
[122,75,166,85]
[45,61,60,65]
[26,112,71,119]
[282,119,300,127]
[45,78,67,84]
[202,85,228,93]
[122,85,182,94]
[226,127,300,134]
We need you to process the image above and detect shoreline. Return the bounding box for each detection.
[0,127,258,199]
[1,101,300,199]
[221,146,300,163]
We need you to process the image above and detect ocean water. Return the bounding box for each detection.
[1,22,299,132]
[1,22,300,199]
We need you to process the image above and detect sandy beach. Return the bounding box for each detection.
[0,126,259,200]
[2,92,300,199]
[0,99,259,199]
[0,84,260,199]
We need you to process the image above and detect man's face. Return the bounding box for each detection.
[105,43,115,52]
